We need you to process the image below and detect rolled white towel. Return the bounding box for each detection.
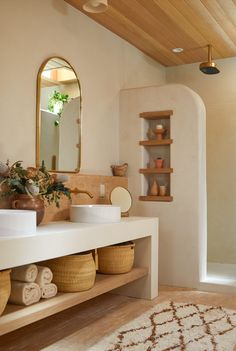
[9,281,41,306]
[11,264,38,283]
[41,283,58,299]
[35,266,53,286]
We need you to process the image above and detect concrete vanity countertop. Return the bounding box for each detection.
[0,216,158,272]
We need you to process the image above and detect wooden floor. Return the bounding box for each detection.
[1,285,236,351]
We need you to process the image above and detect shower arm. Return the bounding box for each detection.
[208,44,212,63]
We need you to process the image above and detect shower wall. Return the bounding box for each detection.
[166,57,236,264]
[120,84,206,288]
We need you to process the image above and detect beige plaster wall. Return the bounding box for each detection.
[166,57,236,264]
[120,84,206,288]
[0,0,165,174]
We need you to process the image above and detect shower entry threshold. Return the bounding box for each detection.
[199,262,236,294]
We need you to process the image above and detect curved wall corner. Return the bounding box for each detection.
[119,84,206,288]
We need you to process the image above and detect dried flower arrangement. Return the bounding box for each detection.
[0,160,71,207]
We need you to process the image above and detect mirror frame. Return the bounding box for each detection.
[36,56,82,173]
[109,186,133,217]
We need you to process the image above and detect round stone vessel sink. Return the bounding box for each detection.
[0,209,36,237]
[70,205,121,224]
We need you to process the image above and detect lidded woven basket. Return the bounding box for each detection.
[0,269,11,316]
[45,252,96,292]
[98,242,135,274]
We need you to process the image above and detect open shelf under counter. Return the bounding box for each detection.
[0,218,158,335]
[139,195,173,202]
[139,168,173,174]
[139,139,173,146]
[0,268,148,336]
[139,110,173,119]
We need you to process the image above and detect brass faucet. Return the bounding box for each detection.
[70,187,94,198]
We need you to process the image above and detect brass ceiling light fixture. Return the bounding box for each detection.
[199,44,220,74]
[82,0,108,13]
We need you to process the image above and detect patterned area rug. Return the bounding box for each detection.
[89,300,236,351]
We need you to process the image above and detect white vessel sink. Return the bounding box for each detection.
[70,205,121,224]
[0,210,36,237]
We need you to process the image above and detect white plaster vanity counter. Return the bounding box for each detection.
[0,217,158,335]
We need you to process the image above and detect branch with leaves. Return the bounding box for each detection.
[0,160,71,208]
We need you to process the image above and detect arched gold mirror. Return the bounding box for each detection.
[36,57,81,172]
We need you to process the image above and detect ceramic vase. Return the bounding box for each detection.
[11,194,45,225]
[154,128,166,140]
[150,179,158,196]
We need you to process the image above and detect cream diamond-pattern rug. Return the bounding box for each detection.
[89,300,236,351]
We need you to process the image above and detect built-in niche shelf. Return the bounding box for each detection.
[139,168,173,174]
[0,268,148,336]
[139,110,173,202]
[139,139,173,146]
[139,195,173,202]
[139,110,173,119]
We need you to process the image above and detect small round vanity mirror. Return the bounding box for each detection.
[110,186,132,217]
[36,57,81,172]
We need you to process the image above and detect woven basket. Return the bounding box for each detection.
[111,163,128,177]
[98,242,135,274]
[0,269,11,316]
[45,252,96,292]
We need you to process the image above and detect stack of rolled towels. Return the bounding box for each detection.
[9,264,57,306]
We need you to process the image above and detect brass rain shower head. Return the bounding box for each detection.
[199,45,220,74]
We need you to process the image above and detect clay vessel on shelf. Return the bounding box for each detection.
[159,185,167,196]
[154,128,166,141]
[155,158,164,168]
[149,180,158,196]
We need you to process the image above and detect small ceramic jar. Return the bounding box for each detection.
[159,185,167,196]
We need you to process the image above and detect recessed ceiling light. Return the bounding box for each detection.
[83,0,108,13]
[172,48,184,53]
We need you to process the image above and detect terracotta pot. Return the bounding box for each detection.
[11,194,44,225]
[155,158,164,168]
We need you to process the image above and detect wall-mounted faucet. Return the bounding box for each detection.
[70,187,94,199]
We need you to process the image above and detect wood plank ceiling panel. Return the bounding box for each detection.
[65,0,236,66]
[218,0,236,25]
[174,0,236,55]
[112,0,203,64]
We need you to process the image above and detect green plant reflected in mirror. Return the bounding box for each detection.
[36,57,81,172]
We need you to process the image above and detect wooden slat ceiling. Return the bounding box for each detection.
[65,0,236,67]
